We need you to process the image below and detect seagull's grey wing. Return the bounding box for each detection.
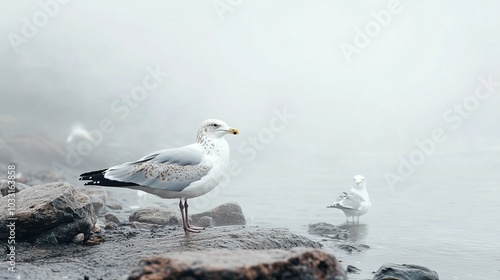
[104,144,211,191]
[327,192,363,210]
[132,144,204,165]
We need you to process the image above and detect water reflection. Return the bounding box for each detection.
[338,223,369,243]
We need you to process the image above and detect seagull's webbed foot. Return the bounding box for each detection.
[187,224,205,231]
[184,226,201,233]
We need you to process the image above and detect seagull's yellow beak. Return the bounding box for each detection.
[226,128,239,135]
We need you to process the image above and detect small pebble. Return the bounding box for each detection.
[105,221,118,230]
[73,233,85,244]
[105,213,121,225]
[347,264,361,274]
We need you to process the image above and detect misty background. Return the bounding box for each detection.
[1,0,499,183]
[1,1,500,279]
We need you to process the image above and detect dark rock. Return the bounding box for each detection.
[105,221,118,230]
[336,243,370,253]
[105,213,121,225]
[0,179,30,196]
[373,263,439,280]
[308,222,349,239]
[128,247,347,280]
[190,202,246,227]
[346,264,361,274]
[0,182,96,244]
[129,206,180,225]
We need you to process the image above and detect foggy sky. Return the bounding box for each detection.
[1,1,500,186]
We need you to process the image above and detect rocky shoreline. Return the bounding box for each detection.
[0,181,439,279]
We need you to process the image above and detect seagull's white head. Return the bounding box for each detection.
[353,175,366,190]
[198,119,239,139]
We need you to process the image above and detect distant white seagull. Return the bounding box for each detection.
[79,119,239,233]
[67,123,91,143]
[327,175,371,223]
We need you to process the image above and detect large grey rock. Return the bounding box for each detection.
[128,247,347,280]
[0,179,30,196]
[0,182,96,244]
[373,263,439,280]
[129,205,181,225]
[190,202,246,227]
[9,226,323,279]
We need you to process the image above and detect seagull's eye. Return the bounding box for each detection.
[212,124,218,127]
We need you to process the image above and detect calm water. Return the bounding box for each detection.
[102,153,500,280]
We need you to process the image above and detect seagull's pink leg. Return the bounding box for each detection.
[179,199,190,232]
[184,200,205,231]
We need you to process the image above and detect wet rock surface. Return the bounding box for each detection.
[336,243,370,254]
[128,247,347,280]
[129,205,181,225]
[308,222,370,253]
[5,225,324,280]
[308,222,349,239]
[190,202,246,226]
[0,182,96,244]
[373,263,439,280]
[307,222,373,277]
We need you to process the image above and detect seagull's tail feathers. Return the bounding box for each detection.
[79,169,107,181]
[79,168,139,187]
